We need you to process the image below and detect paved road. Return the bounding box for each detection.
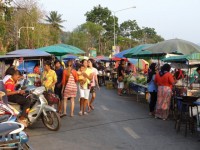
[27,87,200,150]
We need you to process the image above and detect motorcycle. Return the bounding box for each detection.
[0,94,31,150]
[9,86,61,131]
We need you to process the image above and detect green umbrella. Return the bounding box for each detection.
[131,50,167,59]
[144,39,200,55]
[124,44,153,58]
[38,45,74,56]
[55,44,85,54]
[163,53,200,63]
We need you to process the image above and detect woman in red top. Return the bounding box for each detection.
[61,60,78,117]
[154,64,175,120]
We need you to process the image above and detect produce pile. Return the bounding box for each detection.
[123,73,147,86]
[135,75,147,85]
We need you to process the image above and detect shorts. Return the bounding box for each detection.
[90,86,96,93]
[79,89,90,100]
[117,81,124,89]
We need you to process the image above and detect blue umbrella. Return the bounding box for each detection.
[62,55,78,60]
[114,49,132,58]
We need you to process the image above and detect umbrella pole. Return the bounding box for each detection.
[138,59,139,73]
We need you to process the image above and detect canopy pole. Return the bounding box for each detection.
[138,59,139,73]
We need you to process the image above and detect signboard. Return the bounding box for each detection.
[89,48,97,57]
[112,46,120,55]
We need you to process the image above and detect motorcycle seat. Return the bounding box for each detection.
[0,123,20,136]
[0,115,9,123]
[8,102,19,105]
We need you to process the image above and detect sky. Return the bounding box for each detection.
[39,0,200,44]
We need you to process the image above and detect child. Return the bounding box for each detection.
[77,65,86,89]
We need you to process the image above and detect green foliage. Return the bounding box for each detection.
[85,5,118,38]
[45,11,65,31]
[120,20,140,38]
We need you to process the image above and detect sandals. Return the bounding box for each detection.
[60,114,67,118]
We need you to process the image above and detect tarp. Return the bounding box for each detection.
[144,39,200,55]
[123,44,153,58]
[38,44,85,56]
[163,53,200,65]
[5,49,51,57]
[18,60,37,73]
[55,44,85,54]
[37,45,73,56]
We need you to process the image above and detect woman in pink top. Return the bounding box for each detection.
[88,59,100,112]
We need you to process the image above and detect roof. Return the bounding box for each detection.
[0,49,51,59]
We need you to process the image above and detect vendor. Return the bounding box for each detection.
[189,66,200,85]
[33,63,40,75]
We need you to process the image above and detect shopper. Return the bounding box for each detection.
[78,59,93,115]
[54,60,63,114]
[62,60,78,117]
[154,64,175,120]
[147,63,158,116]
[117,59,126,96]
[88,59,99,111]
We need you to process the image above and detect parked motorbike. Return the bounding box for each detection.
[0,97,31,150]
[9,86,61,131]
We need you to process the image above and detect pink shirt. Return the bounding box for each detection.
[91,67,98,87]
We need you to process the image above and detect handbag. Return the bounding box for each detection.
[43,90,60,105]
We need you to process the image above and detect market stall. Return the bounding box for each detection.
[0,49,52,86]
[163,53,200,134]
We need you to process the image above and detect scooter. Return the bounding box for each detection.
[0,95,31,150]
[9,86,61,131]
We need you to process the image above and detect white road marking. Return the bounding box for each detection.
[123,127,141,139]
[101,105,109,111]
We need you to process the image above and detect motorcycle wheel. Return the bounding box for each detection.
[42,111,61,131]
[21,143,32,150]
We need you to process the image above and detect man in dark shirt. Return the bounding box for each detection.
[117,59,126,95]
[54,60,63,114]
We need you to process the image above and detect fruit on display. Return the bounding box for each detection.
[124,73,147,86]
[136,75,147,85]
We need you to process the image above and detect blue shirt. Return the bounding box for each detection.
[55,68,63,84]
[147,75,157,92]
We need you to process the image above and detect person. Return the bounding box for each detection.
[147,63,158,116]
[33,63,40,74]
[77,65,87,89]
[117,59,126,96]
[3,66,16,84]
[78,59,93,115]
[189,66,200,87]
[88,59,99,111]
[5,69,31,127]
[154,64,175,120]
[174,69,185,86]
[97,62,105,86]
[42,61,57,91]
[62,60,78,117]
[126,63,133,75]
[54,60,63,114]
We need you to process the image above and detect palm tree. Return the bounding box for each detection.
[45,11,65,31]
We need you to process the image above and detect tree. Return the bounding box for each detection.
[85,5,118,39]
[120,20,140,38]
[45,11,65,31]
[66,22,105,54]
[140,27,164,43]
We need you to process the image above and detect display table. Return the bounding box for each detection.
[129,82,147,101]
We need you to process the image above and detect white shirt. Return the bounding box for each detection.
[3,75,11,84]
